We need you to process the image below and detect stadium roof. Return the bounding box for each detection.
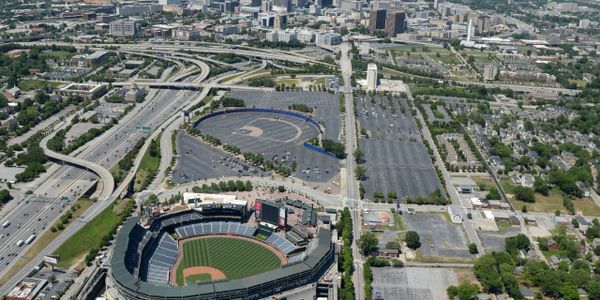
[111,217,333,298]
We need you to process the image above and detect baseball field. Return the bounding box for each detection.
[174,236,284,286]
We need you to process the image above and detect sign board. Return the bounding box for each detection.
[255,202,262,220]
[278,207,286,227]
[43,255,59,265]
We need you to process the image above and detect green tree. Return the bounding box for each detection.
[560,284,579,300]
[533,176,549,196]
[0,189,12,204]
[358,232,379,255]
[587,281,600,300]
[468,243,479,254]
[355,166,367,180]
[514,186,535,202]
[447,281,480,300]
[385,241,401,250]
[405,231,420,249]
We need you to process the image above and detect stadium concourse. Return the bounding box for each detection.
[108,195,335,300]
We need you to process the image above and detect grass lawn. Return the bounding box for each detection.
[133,140,160,192]
[389,212,404,230]
[53,200,133,268]
[186,273,212,285]
[434,53,460,65]
[0,198,94,286]
[42,50,76,59]
[473,176,495,191]
[572,197,600,216]
[275,78,301,86]
[18,79,62,91]
[176,237,281,286]
[496,219,510,231]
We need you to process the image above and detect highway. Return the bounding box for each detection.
[0,61,210,293]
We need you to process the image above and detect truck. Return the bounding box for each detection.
[2,221,9,228]
[25,234,36,245]
[16,240,24,247]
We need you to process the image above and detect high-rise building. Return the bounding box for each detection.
[368,9,387,32]
[385,11,406,36]
[261,0,273,11]
[274,14,287,29]
[366,63,378,91]
[109,20,140,37]
[318,0,333,8]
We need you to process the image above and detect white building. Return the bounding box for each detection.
[159,0,180,5]
[297,29,315,42]
[579,19,590,29]
[109,20,140,37]
[315,32,341,47]
[266,31,279,42]
[366,63,378,91]
[483,63,498,81]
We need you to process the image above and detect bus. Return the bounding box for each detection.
[25,234,36,245]
[16,240,24,247]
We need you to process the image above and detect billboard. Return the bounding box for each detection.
[255,202,262,220]
[43,255,59,265]
[279,207,286,227]
[257,200,286,228]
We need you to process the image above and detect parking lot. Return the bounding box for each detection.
[227,91,340,140]
[357,94,441,200]
[194,110,339,182]
[422,104,451,123]
[478,228,521,253]
[173,132,266,184]
[402,213,473,259]
[371,267,457,300]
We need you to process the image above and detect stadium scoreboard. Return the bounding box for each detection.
[256,200,287,228]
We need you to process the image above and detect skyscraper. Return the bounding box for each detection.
[385,11,406,37]
[368,9,387,32]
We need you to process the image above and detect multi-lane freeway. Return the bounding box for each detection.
[0,73,204,294]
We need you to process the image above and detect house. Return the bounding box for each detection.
[377,248,399,258]
[549,255,560,266]
[591,237,600,249]
[575,216,590,231]
[508,215,521,226]
[3,86,21,100]
[520,174,535,188]
[553,215,570,226]
[547,239,559,250]
[520,287,536,299]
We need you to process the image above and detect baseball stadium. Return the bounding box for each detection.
[109,195,335,300]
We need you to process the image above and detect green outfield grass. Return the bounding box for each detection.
[175,237,281,286]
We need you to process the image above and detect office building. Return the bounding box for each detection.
[369,9,386,32]
[366,63,378,91]
[318,0,333,8]
[385,11,406,36]
[110,20,140,36]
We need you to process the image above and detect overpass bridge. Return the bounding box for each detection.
[111,81,274,91]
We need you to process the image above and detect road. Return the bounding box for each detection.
[339,43,364,300]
